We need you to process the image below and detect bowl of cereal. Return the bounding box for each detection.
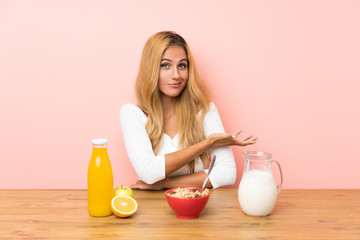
[165,187,210,219]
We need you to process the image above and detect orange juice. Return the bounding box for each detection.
[88,139,113,216]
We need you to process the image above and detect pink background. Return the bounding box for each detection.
[1,0,359,189]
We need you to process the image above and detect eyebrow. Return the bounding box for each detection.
[161,58,188,62]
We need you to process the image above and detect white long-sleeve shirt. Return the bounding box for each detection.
[119,102,236,188]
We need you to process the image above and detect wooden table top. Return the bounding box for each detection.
[0,189,359,239]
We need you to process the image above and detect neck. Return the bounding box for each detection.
[160,95,176,119]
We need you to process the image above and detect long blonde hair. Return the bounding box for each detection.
[135,31,211,173]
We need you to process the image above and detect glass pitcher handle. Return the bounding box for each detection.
[272,160,283,193]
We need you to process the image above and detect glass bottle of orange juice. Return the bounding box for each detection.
[88,138,113,216]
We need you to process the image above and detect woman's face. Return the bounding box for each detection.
[158,45,188,100]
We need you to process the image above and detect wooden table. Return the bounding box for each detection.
[0,189,359,239]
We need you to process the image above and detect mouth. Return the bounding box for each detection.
[168,82,182,88]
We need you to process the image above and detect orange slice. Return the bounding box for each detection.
[111,196,138,218]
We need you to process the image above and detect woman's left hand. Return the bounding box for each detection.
[130,180,164,190]
[232,130,258,146]
[209,131,258,148]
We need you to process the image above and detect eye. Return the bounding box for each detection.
[178,63,187,70]
[160,63,170,69]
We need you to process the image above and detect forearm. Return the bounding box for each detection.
[164,137,213,176]
[156,171,213,189]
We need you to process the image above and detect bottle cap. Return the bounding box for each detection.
[92,138,108,145]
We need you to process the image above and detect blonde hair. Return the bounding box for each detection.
[135,31,211,173]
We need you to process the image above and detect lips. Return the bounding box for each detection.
[168,82,182,88]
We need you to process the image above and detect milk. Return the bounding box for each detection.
[238,170,278,216]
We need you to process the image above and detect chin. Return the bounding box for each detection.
[162,89,186,98]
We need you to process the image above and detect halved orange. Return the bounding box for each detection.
[111,196,138,218]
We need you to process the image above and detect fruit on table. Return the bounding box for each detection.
[111,196,138,218]
[114,185,134,198]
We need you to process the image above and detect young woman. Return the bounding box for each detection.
[120,31,257,190]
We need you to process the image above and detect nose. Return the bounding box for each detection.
[172,68,180,79]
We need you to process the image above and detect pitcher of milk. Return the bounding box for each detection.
[238,151,283,216]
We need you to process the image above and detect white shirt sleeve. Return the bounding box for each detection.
[203,102,237,189]
[119,104,166,184]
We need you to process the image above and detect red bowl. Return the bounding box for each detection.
[165,187,210,219]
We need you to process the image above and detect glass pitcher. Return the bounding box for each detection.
[238,151,283,216]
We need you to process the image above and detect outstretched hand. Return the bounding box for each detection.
[209,130,257,148]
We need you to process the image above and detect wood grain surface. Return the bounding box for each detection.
[0,189,359,239]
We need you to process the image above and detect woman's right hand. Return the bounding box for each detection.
[208,131,257,148]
